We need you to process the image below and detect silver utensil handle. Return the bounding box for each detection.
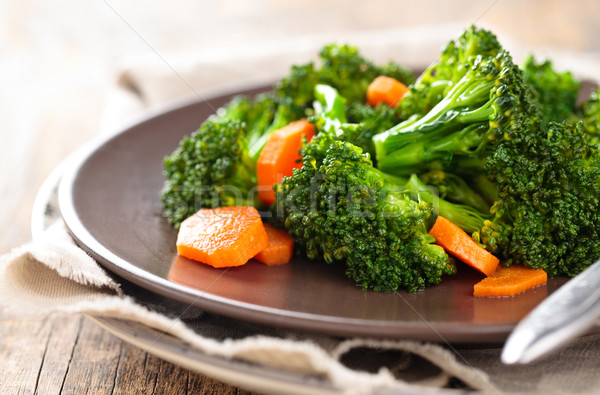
[502,259,600,364]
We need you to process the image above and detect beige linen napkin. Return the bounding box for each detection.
[3,24,600,394]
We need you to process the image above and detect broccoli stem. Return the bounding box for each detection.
[314,84,347,125]
[373,73,496,174]
[405,174,491,234]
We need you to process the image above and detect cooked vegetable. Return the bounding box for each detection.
[487,121,600,277]
[253,223,295,265]
[366,76,408,108]
[396,25,503,119]
[419,170,490,213]
[256,119,315,205]
[176,206,268,268]
[372,48,539,176]
[473,265,547,297]
[161,93,306,228]
[521,55,580,126]
[428,216,499,276]
[276,43,415,110]
[277,139,456,292]
[578,88,600,146]
[163,26,600,292]
[371,25,600,278]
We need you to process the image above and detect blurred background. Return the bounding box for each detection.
[2,0,600,253]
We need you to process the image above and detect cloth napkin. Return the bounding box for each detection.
[3,24,600,394]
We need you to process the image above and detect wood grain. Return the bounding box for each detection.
[0,315,257,394]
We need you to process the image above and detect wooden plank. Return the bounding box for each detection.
[188,368,256,394]
[112,342,159,394]
[35,315,84,394]
[0,317,53,395]
[60,317,122,394]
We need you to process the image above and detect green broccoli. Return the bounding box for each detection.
[372,26,600,278]
[578,88,600,146]
[277,139,456,292]
[397,25,503,118]
[486,121,600,276]
[521,55,581,125]
[373,49,540,176]
[161,93,303,228]
[161,118,256,228]
[276,43,415,111]
[404,174,510,256]
[419,170,490,213]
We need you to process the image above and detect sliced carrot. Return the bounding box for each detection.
[429,216,500,276]
[366,76,408,108]
[176,206,268,268]
[257,119,315,205]
[473,265,548,297]
[253,223,295,266]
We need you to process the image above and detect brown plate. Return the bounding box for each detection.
[58,83,574,343]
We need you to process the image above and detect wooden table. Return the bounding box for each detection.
[3,1,600,393]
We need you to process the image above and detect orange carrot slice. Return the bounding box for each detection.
[176,206,268,268]
[473,265,548,297]
[429,215,500,276]
[256,119,315,205]
[366,76,408,108]
[253,223,295,266]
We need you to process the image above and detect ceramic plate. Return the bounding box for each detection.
[58,83,583,343]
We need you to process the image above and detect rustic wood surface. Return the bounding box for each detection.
[2,1,600,394]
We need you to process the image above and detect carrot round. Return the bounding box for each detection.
[256,119,315,205]
[366,75,408,108]
[473,265,548,297]
[428,215,499,276]
[253,223,295,265]
[176,206,268,268]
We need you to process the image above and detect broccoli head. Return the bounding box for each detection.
[161,118,257,228]
[161,82,311,228]
[277,140,455,292]
[486,121,600,276]
[397,25,503,118]
[578,87,600,146]
[276,43,415,111]
[521,55,581,125]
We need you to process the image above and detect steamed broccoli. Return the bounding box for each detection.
[418,170,490,213]
[486,121,600,276]
[521,55,581,125]
[161,93,303,227]
[277,140,456,292]
[373,49,540,176]
[277,43,415,111]
[372,25,600,277]
[397,25,503,118]
[578,88,600,146]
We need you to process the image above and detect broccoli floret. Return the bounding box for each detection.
[373,49,540,176]
[521,55,581,125]
[161,118,257,228]
[486,121,600,276]
[161,90,307,227]
[277,140,455,292]
[397,25,503,118]
[276,43,415,111]
[578,88,600,146]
